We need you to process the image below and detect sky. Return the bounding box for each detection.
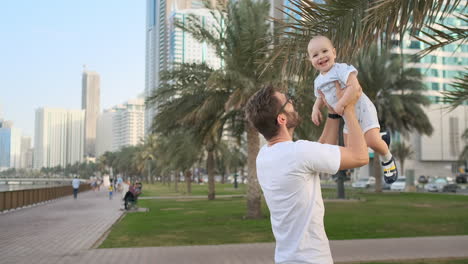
[0,0,146,140]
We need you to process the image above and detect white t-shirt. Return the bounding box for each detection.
[72,178,80,189]
[256,140,340,264]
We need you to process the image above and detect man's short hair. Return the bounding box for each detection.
[244,85,282,140]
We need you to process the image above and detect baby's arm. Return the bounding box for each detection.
[311,96,324,126]
[334,72,361,115]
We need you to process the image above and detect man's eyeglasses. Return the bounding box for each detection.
[276,94,295,118]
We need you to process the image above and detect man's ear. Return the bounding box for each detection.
[277,113,286,125]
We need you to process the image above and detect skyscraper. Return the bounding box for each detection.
[112,98,145,151]
[96,98,145,156]
[96,108,115,157]
[34,108,85,168]
[0,122,21,169]
[19,136,32,168]
[145,0,169,133]
[145,0,203,133]
[169,8,222,69]
[82,69,100,157]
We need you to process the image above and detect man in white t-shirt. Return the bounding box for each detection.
[244,82,368,264]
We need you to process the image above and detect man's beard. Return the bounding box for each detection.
[285,111,302,129]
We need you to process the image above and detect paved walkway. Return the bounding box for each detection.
[0,189,123,264]
[1,190,468,264]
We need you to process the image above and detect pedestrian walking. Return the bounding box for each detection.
[72,176,80,200]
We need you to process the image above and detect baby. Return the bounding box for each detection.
[308,35,398,184]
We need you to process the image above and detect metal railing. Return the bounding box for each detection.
[0,184,91,212]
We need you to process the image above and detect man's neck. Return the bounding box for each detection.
[267,129,294,146]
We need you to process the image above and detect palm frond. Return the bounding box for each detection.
[413,13,468,58]
[442,71,468,109]
[265,0,463,81]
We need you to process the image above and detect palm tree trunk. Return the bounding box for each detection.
[246,123,262,219]
[207,150,215,200]
[241,166,245,185]
[185,169,192,194]
[374,157,383,193]
[175,171,179,192]
[146,161,151,184]
[400,160,405,178]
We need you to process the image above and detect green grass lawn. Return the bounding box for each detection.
[355,258,468,264]
[100,192,468,248]
[140,182,247,197]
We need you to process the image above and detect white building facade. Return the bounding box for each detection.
[145,0,210,133]
[20,136,33,169]
[34,108,85,168]
[169,8,222,69]
[395,3,468,179]
[96,109,115,157]
[96,98,145,156]
[112,98,146,151]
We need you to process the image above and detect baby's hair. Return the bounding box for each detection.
[308,35,334,48]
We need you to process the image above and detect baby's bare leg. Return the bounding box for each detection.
[364,128,389,156]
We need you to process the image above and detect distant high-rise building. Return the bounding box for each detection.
[145,0,203,133]
[96,108,116,157]
[392,3,468,178]
[112,98,146,151]
[19,136,33,168]
[0,122,21,169]
[34,108,85,168]
[169,8,222,69]
[96,98,145,155]
[82,69,100,158]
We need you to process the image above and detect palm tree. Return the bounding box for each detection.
[174,0,276,218]
[266,0,463,77]
[134,135,158,184]
[214,139,247,184]
[100,151,117,178]
[132,145,148,183]
[147,62,228,199]
[355,45,433,192]
[443,72,468,109]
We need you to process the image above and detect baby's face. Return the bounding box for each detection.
[307,37,336,74]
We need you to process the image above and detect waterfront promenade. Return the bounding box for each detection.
[1,189,468,264]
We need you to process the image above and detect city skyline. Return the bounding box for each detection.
[0,1,146,140]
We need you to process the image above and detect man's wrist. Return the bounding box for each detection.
[328,113,342,119]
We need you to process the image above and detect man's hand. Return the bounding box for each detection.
[333,102,345,116]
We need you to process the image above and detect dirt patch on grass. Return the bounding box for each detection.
[160,208,184,211]
[175,199,205,202]
[412,203,434,208]
[184,210,205,215]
